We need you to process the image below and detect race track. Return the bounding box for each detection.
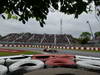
[1,47,100,57]
[57,50,100,57]
[18,48,100,57]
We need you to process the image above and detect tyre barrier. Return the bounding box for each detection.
[75,55,100,61]
[0,55,25,59]
[6,56,31,64]
[0,55,31,65]
[32,54,75,62]
[9,59,44,72]
[75,55,92,61]
[0,59,5,65]
[76,60,100,70]
[32,54,56,62]
[45,58,76,68]
[0,65,7,75]
[55,54,75,60]
[24,55,33,57]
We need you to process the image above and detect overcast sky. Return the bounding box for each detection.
[0,10,100,38]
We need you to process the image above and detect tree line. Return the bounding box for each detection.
[76,31,100,44]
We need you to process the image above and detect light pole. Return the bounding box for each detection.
[86,21,94,39]
[60,18,63,34]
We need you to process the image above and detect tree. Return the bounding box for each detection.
[0,35,2,38]
[80,32,91,39]
[94,31,100,38]
[0,0,100,27]
[79,32,91,44]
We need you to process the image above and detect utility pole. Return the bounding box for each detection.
[86,21,94,39]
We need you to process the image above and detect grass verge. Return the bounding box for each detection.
[0,51,41,56]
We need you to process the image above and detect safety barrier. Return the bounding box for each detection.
[0,65,7,75]
[9,59,44,72]
[0,44,100,51]
[45,58,76,67]
[6,56,31,64]
[0,59,5,65]
[32,54,75,62]
[77,60,100,70]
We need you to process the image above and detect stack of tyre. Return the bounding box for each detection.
[31,54,76,68]
[0,55,44,75]
[0,54,77,75]
[76,55,100,71]
[1,54,100,75]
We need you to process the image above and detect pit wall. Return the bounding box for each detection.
[0,44,100,51]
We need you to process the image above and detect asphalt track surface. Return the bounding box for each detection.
[57,50,100,57]
[0,47,100,57]
[24,68,100,75]
[28,48,100,57]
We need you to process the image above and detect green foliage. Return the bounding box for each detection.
[80,38,90,44]
[79,32,91,44]
[0,0,100,27]
[94,31,100,38]
[80,32,91,39]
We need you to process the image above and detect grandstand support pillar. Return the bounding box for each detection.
[65,35,71,45]
[40,34,45,44]
[54,34,56,45]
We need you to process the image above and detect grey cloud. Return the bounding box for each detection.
[0,11,100,38]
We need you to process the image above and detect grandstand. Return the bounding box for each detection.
[0,33,77,45]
